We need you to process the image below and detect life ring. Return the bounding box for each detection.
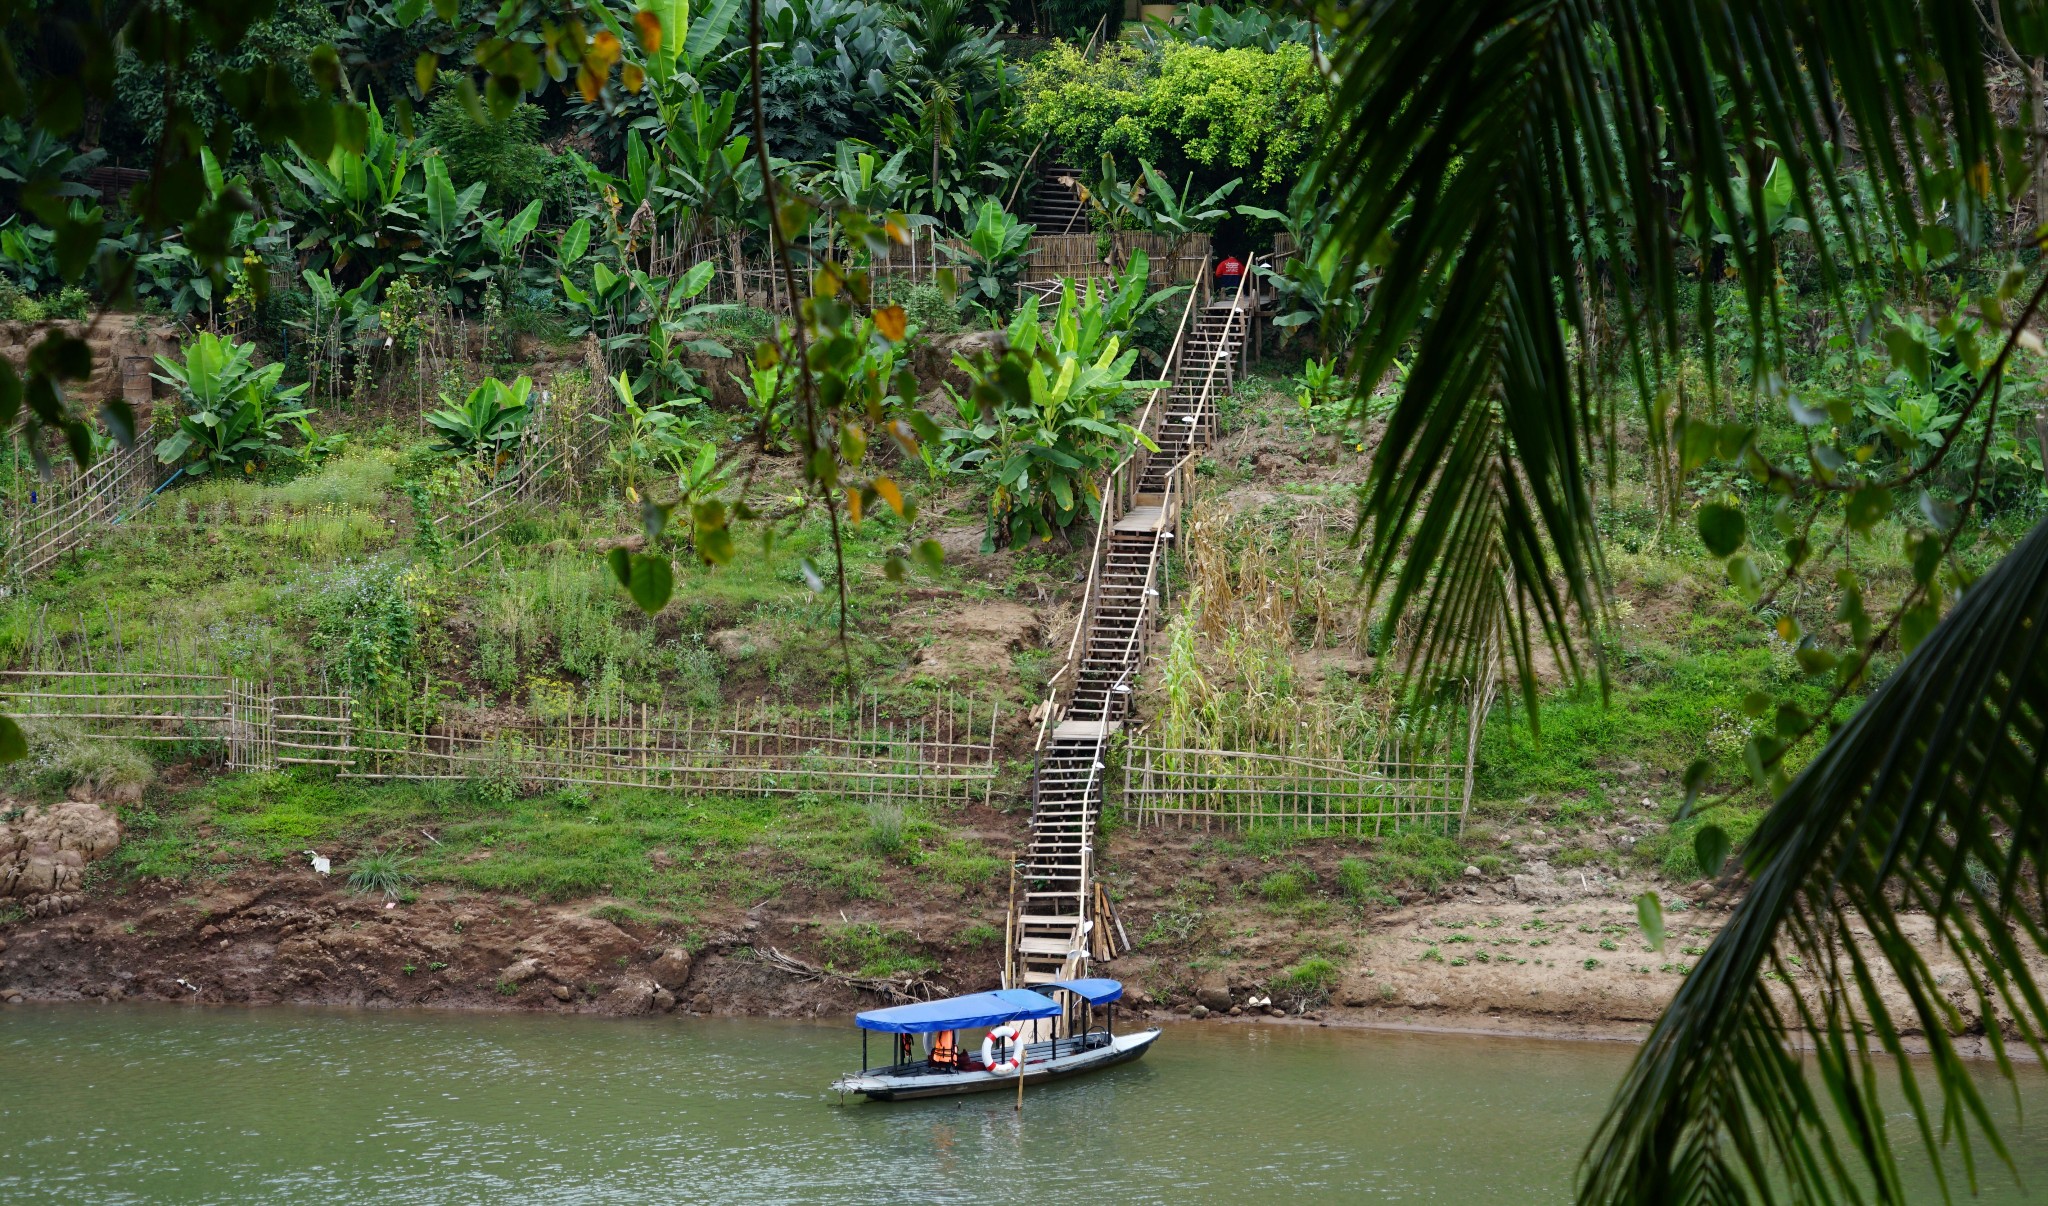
[981,1023,1023,1075]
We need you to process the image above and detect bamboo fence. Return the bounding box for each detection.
[341,691,997,803]
[1123,672,1497,835]
[1020,232,1211,292]
[1,423,165,579]
[0,630,1000,802]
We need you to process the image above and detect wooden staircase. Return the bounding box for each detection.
[1009,267,1258,991]
[1027,164,1090,236]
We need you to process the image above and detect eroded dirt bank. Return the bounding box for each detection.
[0,797,2009,1050]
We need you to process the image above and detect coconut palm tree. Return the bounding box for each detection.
[1307,1,2048,1201]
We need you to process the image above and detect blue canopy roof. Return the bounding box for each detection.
[1044,978,1124,1005]
[856,989,1062,1034]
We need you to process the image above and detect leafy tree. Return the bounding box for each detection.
[1018,40,1328,207]
[421,84,562,216]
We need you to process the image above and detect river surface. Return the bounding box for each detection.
[3,1005,2045,1203]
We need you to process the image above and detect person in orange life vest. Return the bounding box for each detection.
[1215,254,1245,296]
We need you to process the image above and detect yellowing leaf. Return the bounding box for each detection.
[577,65,602,103]
[633,8,663,52]
[622,63,646,92]
[846,487,863,524]
[415,52,439,97]
[872,476,904,517]
[873,304,907,341]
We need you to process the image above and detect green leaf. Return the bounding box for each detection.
[612,552,672,614]
[1679,759,1711,820]
[1696,502,1746,557]
[1884,325,1931,388]
[1845,486,1892,532]
[1636,892,1666,953]
[0,715,25,763]
[1794,645,1838,676]
[561,218,591,264]
[1726,554,1763,600]
[1901,601,1941,653]
[1692,825,1730,880]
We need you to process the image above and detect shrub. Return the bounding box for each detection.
[1257,868,1308,905]
[1277,956,1339,998]
[469,757,523,809]
[7,721,155,802]
[862,802,907,856]
[306,562,420,697]
[346,851,416,898]
[0,281,88,321]
[820,921,936,978]
[898,283,960,335]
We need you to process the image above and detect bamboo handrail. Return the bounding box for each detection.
[1032,251,1210,756]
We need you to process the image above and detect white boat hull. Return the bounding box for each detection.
[832,1029,1160,1101]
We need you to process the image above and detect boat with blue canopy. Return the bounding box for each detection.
[830,979,1159,1101]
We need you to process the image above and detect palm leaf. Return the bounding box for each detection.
[1306,1,2046,1200]
[1582,515,2048,1203]
[1308,0,2010,708]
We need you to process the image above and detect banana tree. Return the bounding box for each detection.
[605,370,701,498]
[662,89,756,237]
[291,266,387,402]
[1236,202,1374,357]
[264,98,416,284]
[152,332,312,476]
[480,197,543,309]
[402,157,491,304]
[634,260,734,404]
[1121,159,1241,270]
[944,286,1164,550]
[425,375,534,477]
[941,198,1033,315]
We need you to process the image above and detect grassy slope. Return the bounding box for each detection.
[18,346,2044,1002]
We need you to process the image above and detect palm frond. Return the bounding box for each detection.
[1309,2,2048,1199]
[1582,515,2048,1204]
[1309,0,2012,708]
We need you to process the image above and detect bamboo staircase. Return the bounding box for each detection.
[1009,265,1258,992]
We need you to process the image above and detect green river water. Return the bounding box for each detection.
[3,1005,2045,1203]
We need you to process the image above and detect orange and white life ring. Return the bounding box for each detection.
[981,1023,1023,1075]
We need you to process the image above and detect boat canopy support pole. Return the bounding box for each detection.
[862,1030,868,1071]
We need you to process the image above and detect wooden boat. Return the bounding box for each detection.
[831,978,1159,1102]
